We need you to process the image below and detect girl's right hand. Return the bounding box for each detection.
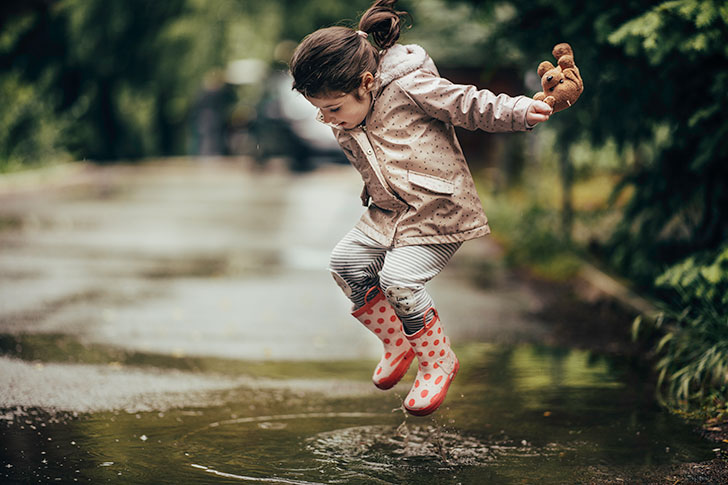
[526,101,553,126]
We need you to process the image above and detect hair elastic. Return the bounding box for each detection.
[356,30,368,39]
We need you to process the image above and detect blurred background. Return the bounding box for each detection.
[1,0,727,414]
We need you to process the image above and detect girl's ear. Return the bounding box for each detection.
[358,72,375,96]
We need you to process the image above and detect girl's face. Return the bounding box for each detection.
[305,73,374,130]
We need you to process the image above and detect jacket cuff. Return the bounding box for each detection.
[513,96,536,131]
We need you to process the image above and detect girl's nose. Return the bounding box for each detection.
[322,111,334,123]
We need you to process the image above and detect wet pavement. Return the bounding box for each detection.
[0,158,722,483]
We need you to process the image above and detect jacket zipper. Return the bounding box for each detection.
[353,126,402,205]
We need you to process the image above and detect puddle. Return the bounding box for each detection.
[0,343,718,484]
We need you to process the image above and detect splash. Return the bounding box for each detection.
[307,423,580,468]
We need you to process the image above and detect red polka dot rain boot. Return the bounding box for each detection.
[404,308,459,416]
[352,287,415,390]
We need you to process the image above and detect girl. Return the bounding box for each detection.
[290,0,552,416]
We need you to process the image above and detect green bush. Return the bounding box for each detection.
[635,245,728,412]
[490,203,582,281]
[0,73,70,172]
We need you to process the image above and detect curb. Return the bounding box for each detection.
[575,262,658,317]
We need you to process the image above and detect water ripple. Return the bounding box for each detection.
[190,463,327,484]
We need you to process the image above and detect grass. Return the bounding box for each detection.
[474,160,625,282]
[632,246,728,415]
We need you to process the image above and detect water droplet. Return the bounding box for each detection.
[140,435,148,441]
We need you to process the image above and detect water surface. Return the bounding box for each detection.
[0,342,714,484]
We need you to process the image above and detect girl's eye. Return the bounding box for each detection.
[330,107,340,112]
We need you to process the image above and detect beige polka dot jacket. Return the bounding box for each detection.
[328,44,535,247]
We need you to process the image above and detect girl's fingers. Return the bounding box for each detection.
[534,101,553,115]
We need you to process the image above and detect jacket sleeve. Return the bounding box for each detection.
[397,70,534,133]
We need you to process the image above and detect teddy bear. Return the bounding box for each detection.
[533,43,584,113]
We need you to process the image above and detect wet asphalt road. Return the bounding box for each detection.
[0,158,548,414]
[3,159,726,484]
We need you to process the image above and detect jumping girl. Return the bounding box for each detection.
[289,0,552,416]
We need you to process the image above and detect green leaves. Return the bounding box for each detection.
[609,0,727,64]
[608,8,663,59]
[656,245,728,310]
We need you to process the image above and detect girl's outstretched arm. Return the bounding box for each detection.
[396,70,537,132]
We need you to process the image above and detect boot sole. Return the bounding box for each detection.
[374,349,415,390]
[405,360,460,416]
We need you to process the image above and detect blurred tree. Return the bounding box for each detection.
[0,0,54,31]
[0,1,70,170]
[606,0,728,286]
[1,0,192,161]
[0,0,270,163]
[277,0,380,41]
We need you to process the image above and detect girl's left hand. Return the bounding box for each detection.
[526,101,553,126]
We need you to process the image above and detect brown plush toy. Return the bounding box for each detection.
[533,43,584,113]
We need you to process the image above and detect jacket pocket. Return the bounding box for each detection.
[407,171,455,195]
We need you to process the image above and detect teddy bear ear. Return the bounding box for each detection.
[552,43,574,59]
[537,61,555,78]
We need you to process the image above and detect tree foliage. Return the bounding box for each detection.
[606,1,728,285]
[0,0,268,163]
[1,0,192,161]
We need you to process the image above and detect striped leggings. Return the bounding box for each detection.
[329,227,461,334]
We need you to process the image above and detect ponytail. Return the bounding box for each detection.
[290,0,409,97]
[358,0,409,51]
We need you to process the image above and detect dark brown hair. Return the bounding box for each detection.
[290,0,408,98]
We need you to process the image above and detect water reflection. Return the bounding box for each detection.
[1,343,715,484]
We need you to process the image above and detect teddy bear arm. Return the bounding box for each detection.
[533,92,546,101]
[543,96,555,108]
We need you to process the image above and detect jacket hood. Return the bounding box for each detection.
[377,44,428,87]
